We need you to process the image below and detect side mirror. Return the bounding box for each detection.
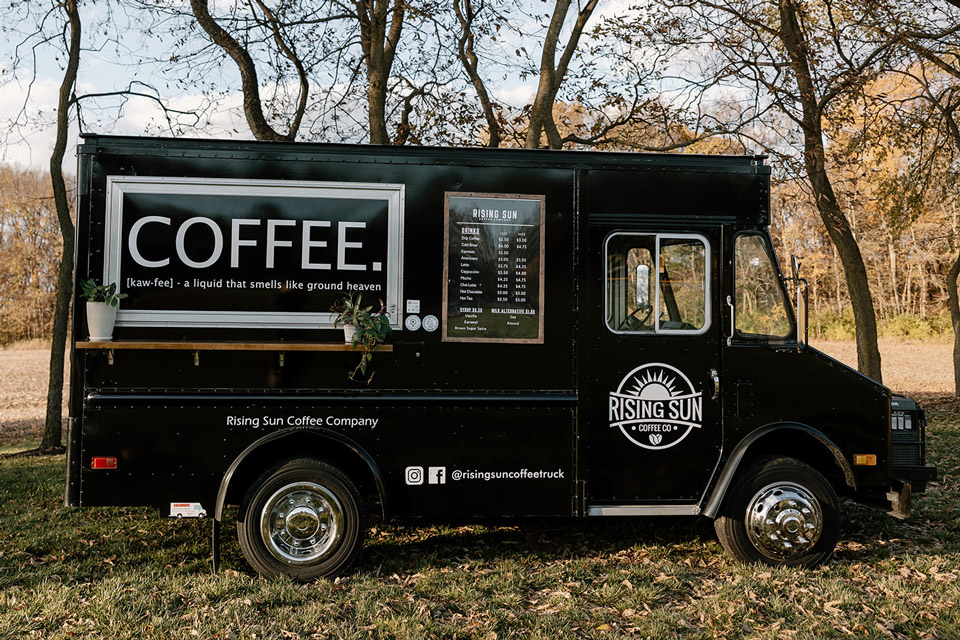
[791,254,801,281]
[635,264,650,307]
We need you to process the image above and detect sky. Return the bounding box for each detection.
[0,1,643,173]
[1,1,608,173]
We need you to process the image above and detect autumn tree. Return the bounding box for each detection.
[452,0,506,147]
[856,0,960,392]
[186,0,314,141]
[0,167,63,344]
[2,0,204,451]
[632,0,896,381]
[522,0,599,149]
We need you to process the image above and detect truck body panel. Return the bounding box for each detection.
[67,135,935,574]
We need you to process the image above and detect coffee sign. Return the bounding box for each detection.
[103,177,404,329]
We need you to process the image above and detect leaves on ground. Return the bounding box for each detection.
[1,347,958,638]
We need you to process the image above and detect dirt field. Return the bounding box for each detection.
[812,339,955,395]
[0,345,69,446]
[0,338,953,447]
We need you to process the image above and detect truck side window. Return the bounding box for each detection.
[605,233,709,334]
[734,234,791,340]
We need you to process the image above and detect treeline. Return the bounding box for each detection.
[773,180,956,340]
[0,166,65,344]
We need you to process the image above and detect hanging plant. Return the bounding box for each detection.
[331,292,392,383]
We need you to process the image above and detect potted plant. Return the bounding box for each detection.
[331,292,392,383]
[80,279,127,341]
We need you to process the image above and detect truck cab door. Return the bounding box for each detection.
[580,227,723,512]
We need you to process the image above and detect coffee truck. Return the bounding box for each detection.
[67,134,935,579]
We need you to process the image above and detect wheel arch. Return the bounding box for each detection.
[702,423,854,519]
[214,428,386,523]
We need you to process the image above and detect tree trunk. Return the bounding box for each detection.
[42,0,82,452]
[523,0,598,149]
[948,252,960,397]
[887,238,898,315]
[189,0,288,141]
[356,0,405,145]
[454,0,501,147]
[524,0,568,149]
[779,0,882,381]
[833,247,842,315]
[367,65,390,145]
[813,280,821,337]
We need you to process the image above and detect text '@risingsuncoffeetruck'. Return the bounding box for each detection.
[67,135,936,579]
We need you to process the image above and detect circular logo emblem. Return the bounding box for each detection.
[422,315,439,332]
[404,315,422,331]
[608,363,703,450]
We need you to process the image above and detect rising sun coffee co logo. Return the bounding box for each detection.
[608,363,703,450]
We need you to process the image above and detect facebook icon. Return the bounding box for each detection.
[428,466,446,485]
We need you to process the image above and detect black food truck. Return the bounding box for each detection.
[67,135,936,579]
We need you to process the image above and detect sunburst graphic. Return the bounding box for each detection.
[628,370,679,400]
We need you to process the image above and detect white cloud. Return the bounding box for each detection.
[0,75,258,172]
[0,76,68,170]
[496,83,536,109]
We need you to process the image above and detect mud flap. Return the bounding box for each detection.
[886,481,912,520]
[211,518,220,573]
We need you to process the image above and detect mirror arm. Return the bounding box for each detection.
[798,277,808,351]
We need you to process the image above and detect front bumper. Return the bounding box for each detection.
[884,395,938,518]
[892,463,938,494]
[891,395,936,494]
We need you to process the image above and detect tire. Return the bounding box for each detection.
[714,457,839,568]
[237,458,364,580]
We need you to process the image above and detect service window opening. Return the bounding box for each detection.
[605,233,710,335]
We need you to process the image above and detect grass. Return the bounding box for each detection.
[0,338,51,351]
[1,395,958,638]
[812,312,953,342]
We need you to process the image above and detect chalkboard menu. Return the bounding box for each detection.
[442,193,545,343]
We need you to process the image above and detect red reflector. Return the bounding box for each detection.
[91,457,117,470]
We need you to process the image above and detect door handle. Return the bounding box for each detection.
[726,295,735,346]
[709,368,720,400]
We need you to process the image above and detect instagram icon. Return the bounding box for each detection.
[404,466,424,485]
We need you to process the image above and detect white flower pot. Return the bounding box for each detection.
[343,324,358,344]
[86,301,117,341]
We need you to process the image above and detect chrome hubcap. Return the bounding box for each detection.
[746,481,822,559]
[260,482,343,566]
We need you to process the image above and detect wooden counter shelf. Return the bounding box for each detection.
[75,340,392,366]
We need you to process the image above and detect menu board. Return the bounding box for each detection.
[442,193,545,343]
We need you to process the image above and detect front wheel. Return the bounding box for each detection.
[714,457,839,568]
[238,459,364,580]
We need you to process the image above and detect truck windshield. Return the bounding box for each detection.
[734,234,791,340]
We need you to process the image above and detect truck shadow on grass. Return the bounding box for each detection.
[1,463,953,589]
[347,517,722,576]
[214,507,951,579]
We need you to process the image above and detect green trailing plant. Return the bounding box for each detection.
[79,279,127,307]
[331,292,392,383]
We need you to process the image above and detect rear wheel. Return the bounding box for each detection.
[238,459,364,580]
[714,457,839,568]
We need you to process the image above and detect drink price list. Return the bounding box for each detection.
[442,193,545,343]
